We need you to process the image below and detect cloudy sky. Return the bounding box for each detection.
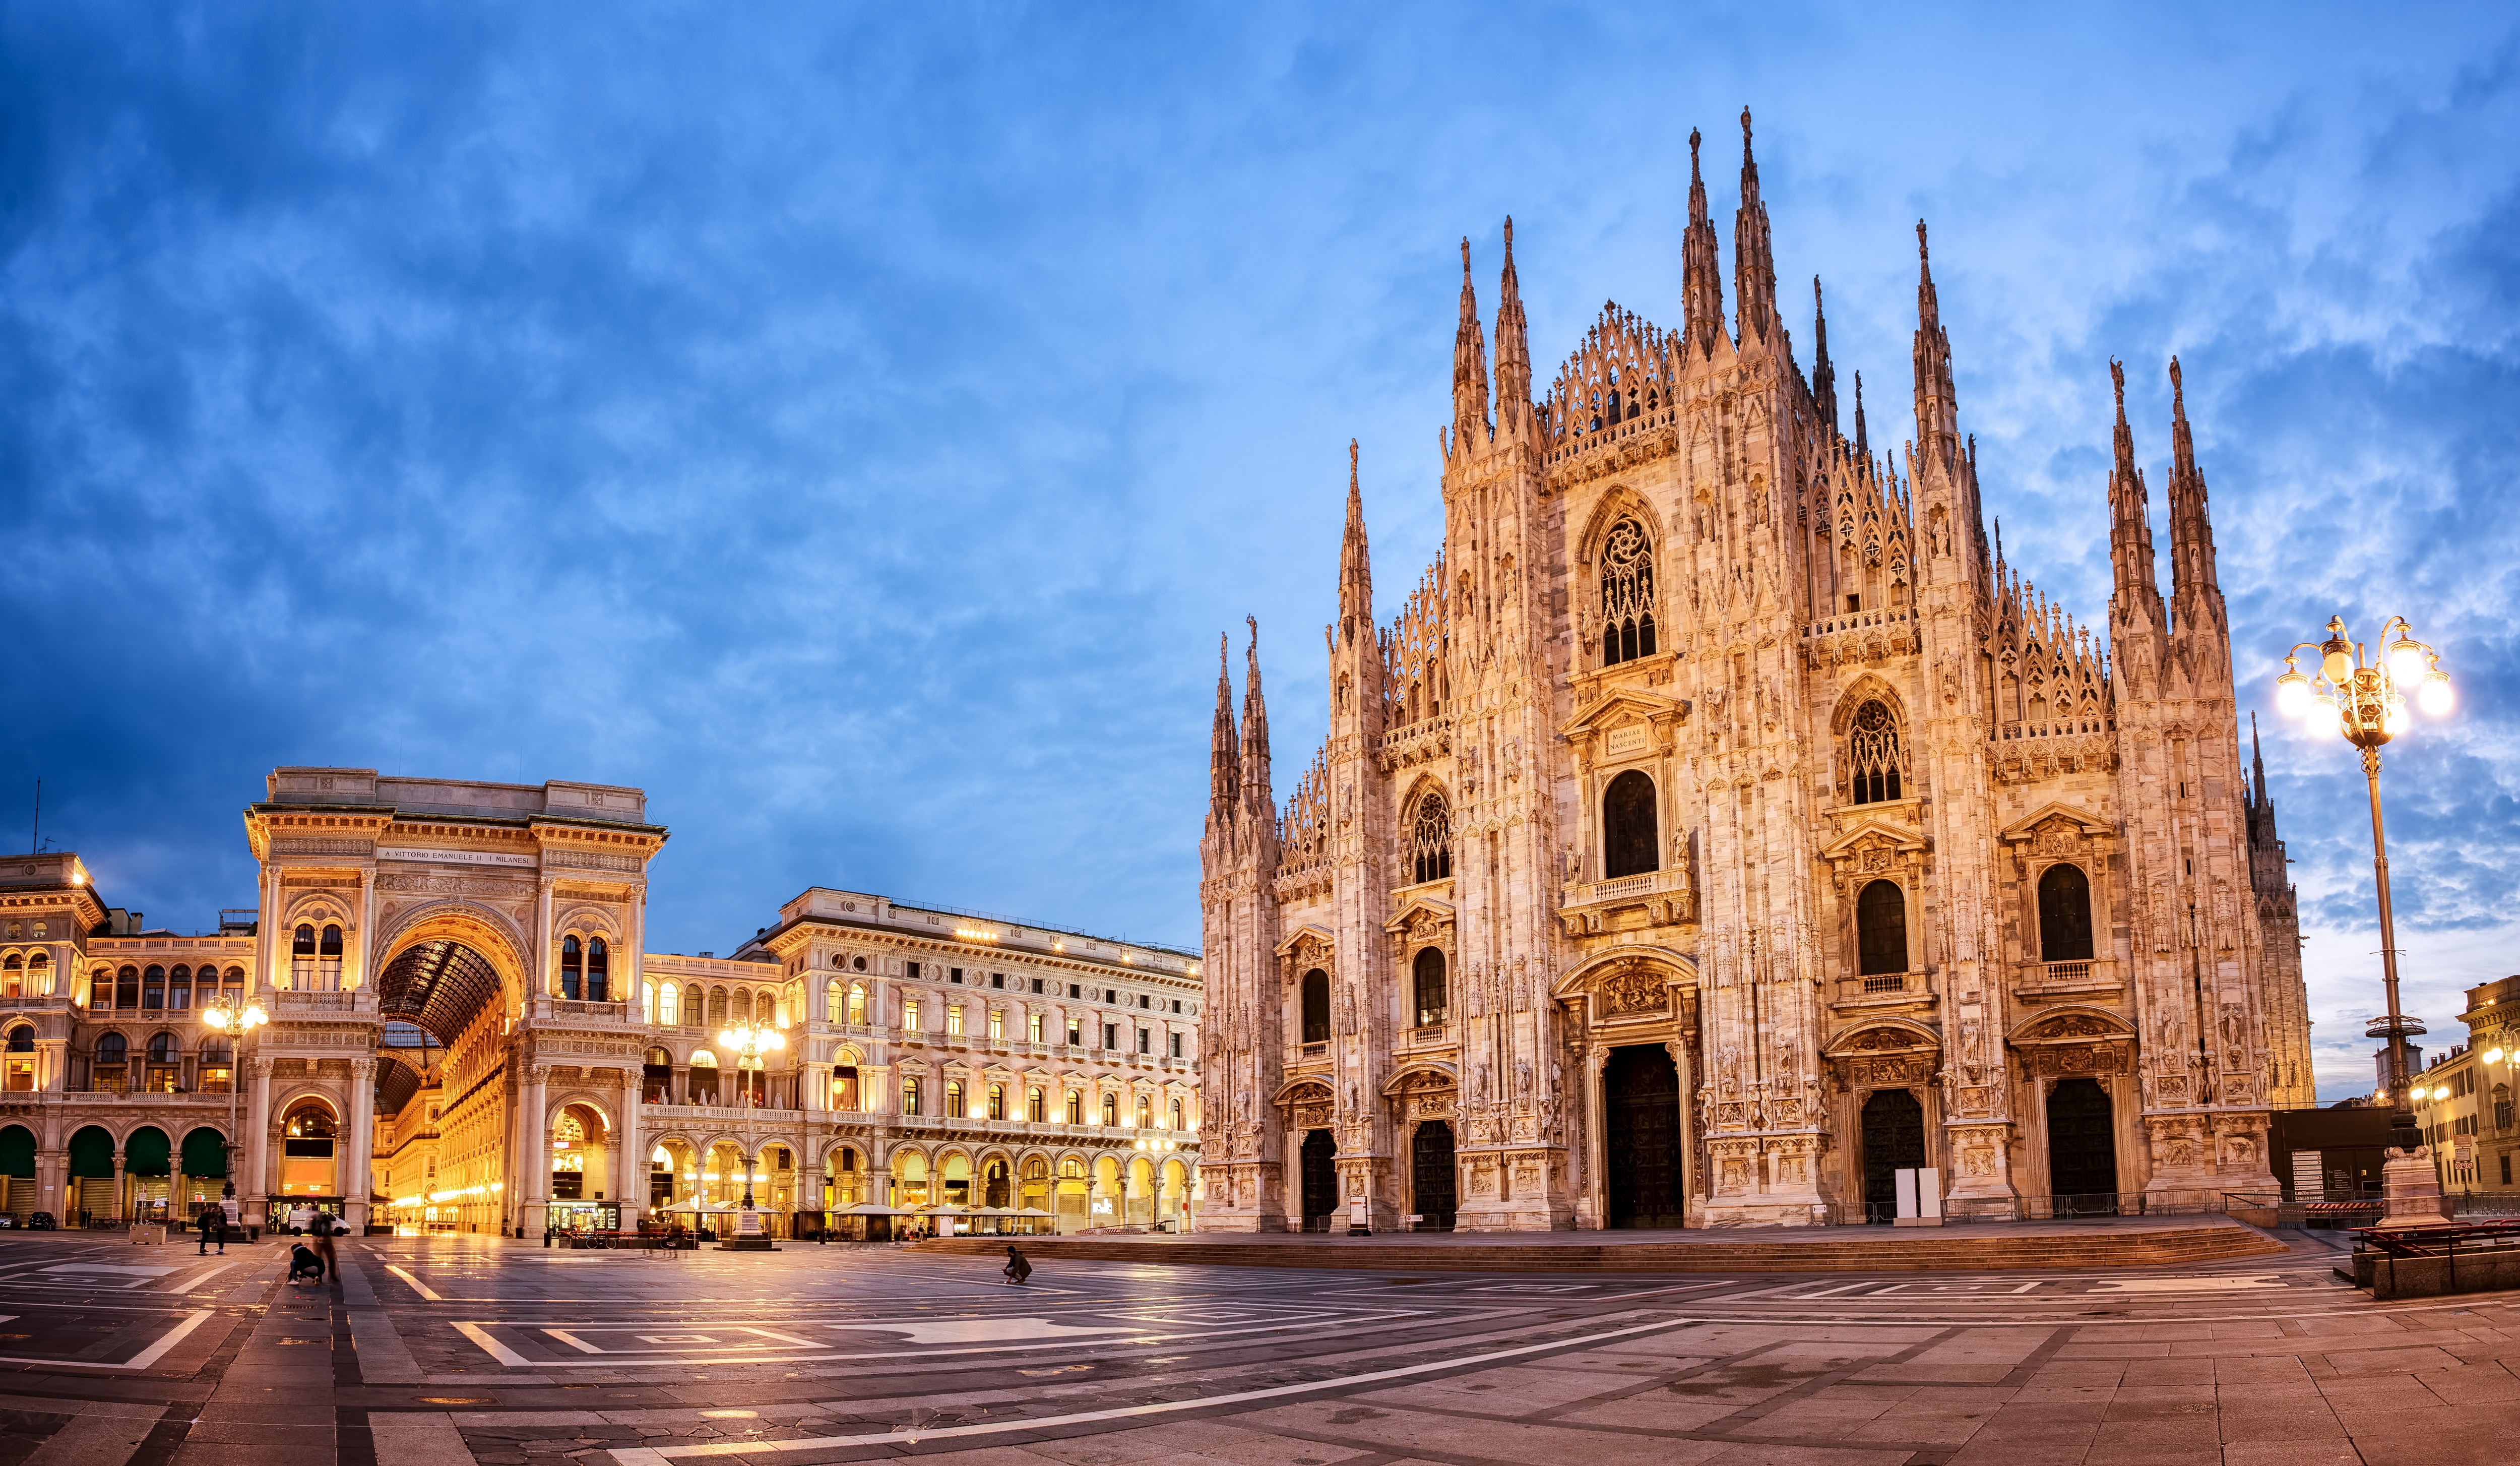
[4,4,2514,1098]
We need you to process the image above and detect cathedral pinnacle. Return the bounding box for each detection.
[1911,218,1960,468]
[1494,216,1531,417]
[1733,107,1778,348]
[1240,616,1272,818]
[2165,354,2225,623]
[1852,369,1868,463]
[1682,127,1729,358]
[1208,632,1239,827]
[1811,276,1839,440]
[1338,440,1373,644]
[1453,237,1490,443]
[2106,357,2165,644]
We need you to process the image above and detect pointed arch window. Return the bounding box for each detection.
[1599,517,1657,667]
[1603,769,1659,879]
[1407,790,1453,885]
[1300,968,1331,1045]
[1847,700,1905,805]
[2037,864,2096,963]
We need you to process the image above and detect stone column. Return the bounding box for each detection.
[244,1058,274,1226]
[1583,1043,1608,1229]
[616,1068,642,1228]
[1666,1036,1696,1221]
[519,1064,550,1237]
[343,1058,376,1232]
[535,880,555,999]
[110,1147,124,1222]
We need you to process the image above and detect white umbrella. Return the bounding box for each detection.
[1015,1206,1054,1217]
[839,1203,919,1216]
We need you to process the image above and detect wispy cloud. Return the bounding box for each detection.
[4,5,2515,1084]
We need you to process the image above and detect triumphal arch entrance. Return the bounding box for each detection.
[241,768,663,1234]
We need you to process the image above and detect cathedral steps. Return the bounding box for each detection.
[918,1220,2287,1273]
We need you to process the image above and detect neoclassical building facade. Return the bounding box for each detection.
[1197,115,2313,1231]
[0,769,1200,1234]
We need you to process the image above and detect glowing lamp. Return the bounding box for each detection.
[2275,668,2312,718]
[2419,670,2453,716]
[2319,631,2353,685]
[2386,633,2428,685]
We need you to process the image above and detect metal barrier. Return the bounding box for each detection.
[2350,1218,2520,1297]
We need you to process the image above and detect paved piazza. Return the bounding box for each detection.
[3,1229,2517,1466]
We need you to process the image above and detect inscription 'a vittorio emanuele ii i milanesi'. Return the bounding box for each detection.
[1196,112,2314,1232]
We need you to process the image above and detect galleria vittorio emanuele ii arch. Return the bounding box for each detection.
[0,768,1201,1237]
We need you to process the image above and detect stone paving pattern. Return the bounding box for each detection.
[2,1228,2517,1465]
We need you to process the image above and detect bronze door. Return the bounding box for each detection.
[1299,1129,1337,1231]
[1604,1045,1685,1228]
[1859,1088,1926,1223]
[1411,1122,1456,1230]
[2046,1077,2119,1213]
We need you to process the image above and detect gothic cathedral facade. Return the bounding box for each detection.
[1197,115,2315,1231]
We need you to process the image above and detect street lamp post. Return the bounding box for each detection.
[2276,615,2453,1143]
[716,1023,784,1236]
[199,992,267,1241]
[198,992,267,1206]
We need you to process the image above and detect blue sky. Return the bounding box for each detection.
[4,4,2515,1098]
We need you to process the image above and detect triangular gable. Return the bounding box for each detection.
[1818,818,1928,862]
[1274,924,1337,959]
[1997,802,2116,843]
[1557,686,1688,740]
[1383,894,1456,935]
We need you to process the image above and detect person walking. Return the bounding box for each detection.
[310,1209,340,1286]
[196,1205,220,1255]
[1002,1244,1032,1286]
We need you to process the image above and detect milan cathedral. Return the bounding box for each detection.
[1198,112,2314,1230]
